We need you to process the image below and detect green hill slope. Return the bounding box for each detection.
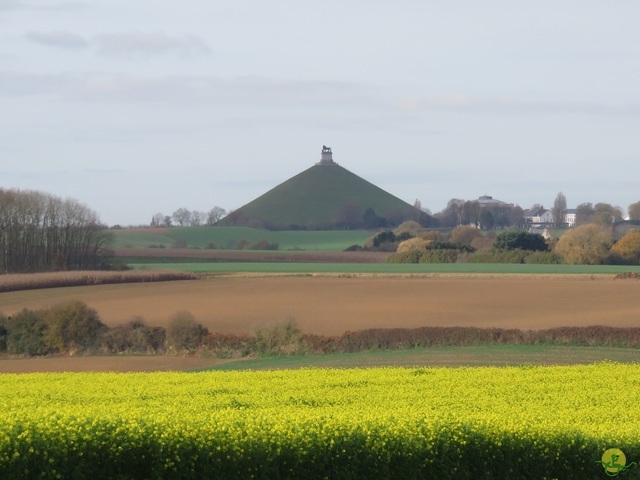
[218,163,431,230]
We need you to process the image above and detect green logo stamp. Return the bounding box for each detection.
[596,448,637,476]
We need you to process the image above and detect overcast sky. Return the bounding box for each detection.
[1,1,639,226]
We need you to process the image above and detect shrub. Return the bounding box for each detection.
[236,239,251,250]
[494,231,548,251]
[3,308,49,356]
[396,237,429,254]
[372,231,396,248]
[396,231,412,242]
[470,235,494,251]
[450,226,482,246]
[0,313,6,352]
[44,301,106,353]
[524,251,563,264]
[252,238,279,250]
[466,249,529,264]
[202,333,255,358]
[419,249,460,263]
[392,220,422,236]
[417,231,442,242]
[166,311,207,353]
[255,317,302,355]
[103,317,166,354]
[555,224,613,264]
[387,250,421,264]
[610,229,640,265]
[428,240,474,252]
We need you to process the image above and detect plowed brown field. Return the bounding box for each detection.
[2,275,639,336]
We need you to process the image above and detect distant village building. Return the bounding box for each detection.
[564,209,577,227]
[523,207,554,228]
[474,195,513,208]
[462,195,515,229]
[523,207,577,228]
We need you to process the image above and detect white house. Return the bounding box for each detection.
[564,209,577,227]
[523,207,554,227]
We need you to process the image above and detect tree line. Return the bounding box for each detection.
[432,192,640,229]
[150,206,227,228]
[0,188,111,273]
[382,223,640,265]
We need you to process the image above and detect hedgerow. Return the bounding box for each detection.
[4,304,640,357]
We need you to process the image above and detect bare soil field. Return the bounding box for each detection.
[2,275,639,336]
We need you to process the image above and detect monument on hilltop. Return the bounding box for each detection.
[216,145,434,230]
[317,145,335,165]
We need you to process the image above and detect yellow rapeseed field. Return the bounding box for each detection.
[0,364,638,479]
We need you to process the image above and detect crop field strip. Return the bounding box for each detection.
[2,275,640,336]
[127,260,640,274]
[4,345,640,373]
[1,364,636,479]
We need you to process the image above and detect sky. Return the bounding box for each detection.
[1,1,639,226]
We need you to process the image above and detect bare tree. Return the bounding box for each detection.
[628,201,640,221]
[151,213,164,227]
[575,203,595,226]
[552,192,567,227]
[207,206,227,225]
[0,188,110,272]
[190,211,206,227]
[594,203,623,225]
[171,208,192,227]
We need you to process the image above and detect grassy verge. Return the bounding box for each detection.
[194,344,640,371]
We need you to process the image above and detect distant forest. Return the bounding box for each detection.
[0,188,111,273]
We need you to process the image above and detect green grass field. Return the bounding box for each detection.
[111,227,372,251]
[195,345,640,371]
[130,261,640,275]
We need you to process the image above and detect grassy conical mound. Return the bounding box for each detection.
[218,163,431,230]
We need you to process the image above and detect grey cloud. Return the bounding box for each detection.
[72,74,373,108]
[393,95,640,116]
[0,69,375,111]
[93,33,212,57]
[0,70,76,95]
[0,0,86,11]
[0,0,21,10]
[25,31,89,49]
[22,30,212,57]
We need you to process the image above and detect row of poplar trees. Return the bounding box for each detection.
[0,188,111,273]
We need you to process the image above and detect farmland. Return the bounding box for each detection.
[2,275,640,336]
[3,227,640,478]
[110,226,373,251]
[1,364,637,479]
